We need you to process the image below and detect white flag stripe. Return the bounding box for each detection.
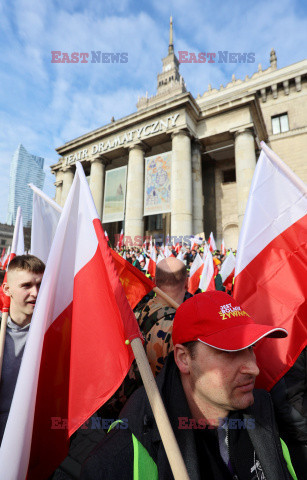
[11,207,24,256]
[51,163,98,323]
[220,251,236,283]
[189,253,203,277]
[236,143,307,277]
[199,250,214,291]
[29,183,62,213]
[30,187,62,264]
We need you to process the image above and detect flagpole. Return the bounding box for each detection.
[131,337,189,480]
[153,286,180,309]
[260,142,307,195]
[28,183,63,213]
[0,312,8,380]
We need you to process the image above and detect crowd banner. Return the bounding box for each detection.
[102,166,127,223]
[144,152,172,216]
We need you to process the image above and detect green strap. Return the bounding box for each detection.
[280,438,297,480]
[132,434,158,480]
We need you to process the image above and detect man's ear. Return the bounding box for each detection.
[2,282,11,297]
[174,344,191,375]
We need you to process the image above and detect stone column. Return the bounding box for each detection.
[171,130,193,239]
[61,166,74,206]
[125,143,145,240]
[234,128,257,230]
[191,140,204,234]
[89,156,107,220]
[53,170,63,205]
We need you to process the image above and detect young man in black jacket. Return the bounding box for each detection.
[81,292,296,480]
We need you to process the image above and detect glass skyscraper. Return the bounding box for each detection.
[6,144,45,226]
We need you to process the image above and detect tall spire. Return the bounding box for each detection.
[168,16,174,55]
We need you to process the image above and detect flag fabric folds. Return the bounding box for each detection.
[188,253,204,294]
[234,142,307,390]
[148,247,157,278]
[30,184,62,264]
[199,250,215,292]
[110,249,155,309]
[0,207,24,312]
[208,232,216,252]
[0,162,143,479]
[220,250,236,289]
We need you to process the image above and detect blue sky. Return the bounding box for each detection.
[0,0,306,224]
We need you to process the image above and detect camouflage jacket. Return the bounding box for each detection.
[99,295,176,419]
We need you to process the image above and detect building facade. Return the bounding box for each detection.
[51,23,307,249]
[7,144,45,227]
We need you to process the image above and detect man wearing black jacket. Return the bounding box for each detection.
[81,292,296,480]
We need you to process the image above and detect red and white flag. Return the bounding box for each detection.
[30,184,62,264]
[148,247,157,278]
[0,248,5,268]
[208,232,216,252]
[12,206,25,258]
[104,230,109,242]
[0,162,142,479]
[220,250,236,288]
[199,250,215,292]
[234,142,307,390]
[118,228,124,249]
[1,246,11,272]
[221,238,226,256]
[188,253,204,294]
[0,207,25,311]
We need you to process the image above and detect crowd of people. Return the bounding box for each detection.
[0,245,305,479]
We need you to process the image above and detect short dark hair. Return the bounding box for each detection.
[8,255,45,275]
[182,341,198,359]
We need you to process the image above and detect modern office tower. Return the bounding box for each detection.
[6,144,45,226]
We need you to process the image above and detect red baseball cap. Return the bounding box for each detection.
[172,291,288,351]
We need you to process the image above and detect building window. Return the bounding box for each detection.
[272,113,289,134]
[222,169,236,183]
[146,214,163,231]
[1,239,5,246]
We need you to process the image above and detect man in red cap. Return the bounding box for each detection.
[81,292,296,480]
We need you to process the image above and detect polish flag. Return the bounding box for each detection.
[199,250,215,292]
[221,238,226,256]
[148,247,157,278]
[208,232,216,252]
[220,250,236,289]
[104,230,109,242]
[164,245,172,258]
[1,246,11,272]
[0,207,25,311]
[11,206,25,258]
[0,248,5,268]
[30,184,62,264]
[234,142,307,390]
[175,243,181,254]
[188,253,204,294]
[177,249,185,263]
[0,162,143,479]
[119,229,124,249]
[190,235,203,251]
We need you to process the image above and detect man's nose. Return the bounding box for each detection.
[29,285,40,297]
[240,349,260,377]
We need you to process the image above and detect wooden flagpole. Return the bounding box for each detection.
[131,337,189,480]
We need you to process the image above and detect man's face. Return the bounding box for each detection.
[186,342,259,413]
[3,269,44,322]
